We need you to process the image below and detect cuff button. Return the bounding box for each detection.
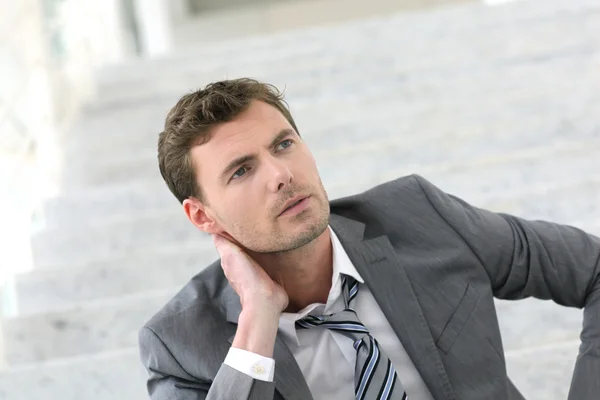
[253,364,265,375]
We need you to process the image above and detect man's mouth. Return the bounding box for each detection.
[279,195,310,217]
[284,199,303,211]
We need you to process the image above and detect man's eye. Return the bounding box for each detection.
[277,139,293,151]
[232,166,248,179]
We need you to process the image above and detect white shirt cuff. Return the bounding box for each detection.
[223,347,275,382]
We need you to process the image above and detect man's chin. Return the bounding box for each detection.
[246,217,327,254]
[281,215,329,251]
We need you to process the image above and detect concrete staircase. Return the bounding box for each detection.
[2,0,600,398]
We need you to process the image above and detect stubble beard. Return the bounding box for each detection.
[271,205,330,253]
[233,182,330,254]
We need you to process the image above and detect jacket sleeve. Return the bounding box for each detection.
[413,174,600,400]
[138,326,275,400]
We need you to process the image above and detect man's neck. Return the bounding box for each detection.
[251,228,333,313]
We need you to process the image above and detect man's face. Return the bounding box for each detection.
[190,100,330,253]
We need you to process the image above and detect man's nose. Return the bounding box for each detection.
[266,158,293,193]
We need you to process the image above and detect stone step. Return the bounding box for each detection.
[40,180,177,229]
[61,98,444,169]
[42,142,600,230]
[2,290,175,366]
[59,0,599,162]
[57,108,600,189]
[504,340,578,400]
[64,38,600,161]
[33,133,600,260]
[89,39,599,121]
[99,0,595,80]
[59,101,169,158]
[31,162,600,267]
[58,51,600,187]
[0,348,148,400]
[494,299,582,355]
[30,212,211,269]
[31,169,600,269]
[22,183,600,316]
[89,0,599,110]
[1,283,583,373]
[59,54,600,158]
[0,338,580,400]
[12,247,217,315]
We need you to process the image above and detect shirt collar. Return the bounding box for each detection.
[278,226,365,346]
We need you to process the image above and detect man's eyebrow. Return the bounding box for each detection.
[220,154,255,181]
[219,129,296,180]
[268,128,295,148]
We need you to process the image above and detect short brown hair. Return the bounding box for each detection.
[158,78,299,204]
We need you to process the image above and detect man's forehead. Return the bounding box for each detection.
[191,126,294,177]
[204,104,293,146]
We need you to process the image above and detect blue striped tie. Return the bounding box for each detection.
[296,276,408,400]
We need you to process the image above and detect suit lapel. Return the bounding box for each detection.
[272,336,315,400]
[330,213,456,400]
[223,284,314,400]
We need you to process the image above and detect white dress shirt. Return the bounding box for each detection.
[224,227,434,400]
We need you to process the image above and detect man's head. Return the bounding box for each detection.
[158,78,330,253]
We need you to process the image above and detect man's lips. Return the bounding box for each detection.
[279,195,310,216]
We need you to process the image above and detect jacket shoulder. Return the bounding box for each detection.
[138,259,236,382]
[141,259,228,332]
[330,174,429,211]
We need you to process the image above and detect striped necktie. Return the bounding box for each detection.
[296,275,408,400]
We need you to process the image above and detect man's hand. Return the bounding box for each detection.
[213,234,288,358]
[213,234,288,314]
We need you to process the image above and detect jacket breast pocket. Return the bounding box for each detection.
[435,284,480,354]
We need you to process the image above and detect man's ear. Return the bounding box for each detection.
[183,197,221,234]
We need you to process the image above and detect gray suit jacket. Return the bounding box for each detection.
[139,175,600,399]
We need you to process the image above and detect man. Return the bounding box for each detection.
[138,78,600,400]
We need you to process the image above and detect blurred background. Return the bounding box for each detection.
[0,0,598,399]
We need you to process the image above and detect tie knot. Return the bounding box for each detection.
[296,307,369,345]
